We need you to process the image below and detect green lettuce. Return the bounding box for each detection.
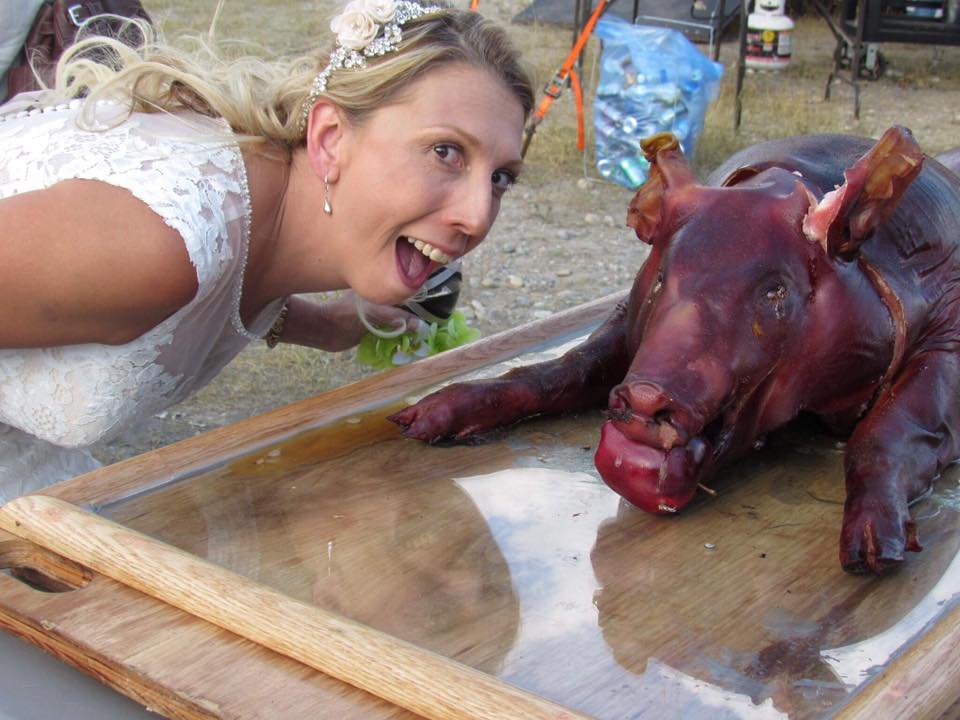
[356,311,481,370]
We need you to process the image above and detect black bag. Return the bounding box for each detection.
[3,0,152,103]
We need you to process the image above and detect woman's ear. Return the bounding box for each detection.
[305,99,345,183]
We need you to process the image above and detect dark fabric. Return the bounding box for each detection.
[3,0,151,103]
[512,0,738,42]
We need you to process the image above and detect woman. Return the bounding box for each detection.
[0,0,534,502]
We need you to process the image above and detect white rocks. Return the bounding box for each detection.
[470,299,486,319]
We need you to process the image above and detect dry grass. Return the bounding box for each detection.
[143,2,959,179]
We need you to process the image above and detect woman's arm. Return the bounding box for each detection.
[0,179,198,348]
[277,293,423,352]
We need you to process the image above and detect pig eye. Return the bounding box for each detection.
[764,283,789,319]
[765,284,787,301]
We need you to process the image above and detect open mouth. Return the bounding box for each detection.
[594,403,737,515]
[395,236,453,290]
[596,374,763,514]
[595,421,711,514]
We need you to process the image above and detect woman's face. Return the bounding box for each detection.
[333,63,525,305]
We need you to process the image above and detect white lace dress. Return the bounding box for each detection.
[0,101,285,503]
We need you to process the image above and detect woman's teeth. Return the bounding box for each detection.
[407,237,452,264]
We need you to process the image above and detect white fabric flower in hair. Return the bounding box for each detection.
[362,0,397,24]
[330,1,378,50]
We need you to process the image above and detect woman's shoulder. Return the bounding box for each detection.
[3,102,252,274]
[0,177,199,348]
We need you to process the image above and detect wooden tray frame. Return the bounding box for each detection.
[1,290,960,719]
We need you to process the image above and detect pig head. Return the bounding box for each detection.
[392,126,960,574]
[595,130,916,518]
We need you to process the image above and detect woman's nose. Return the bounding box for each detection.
[451,176,495,239]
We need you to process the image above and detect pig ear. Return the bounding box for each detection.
[626,133,697,244]
[802,126,923,260]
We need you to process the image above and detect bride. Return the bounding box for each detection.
[0,0,533,501]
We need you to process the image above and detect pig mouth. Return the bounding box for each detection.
[595,405,737,515]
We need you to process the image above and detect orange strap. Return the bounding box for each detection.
[570,67,585,152]
[533,0,608,123]
[469,0,479,10]
[523,0,608,157]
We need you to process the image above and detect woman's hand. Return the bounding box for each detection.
[278,292,424,352]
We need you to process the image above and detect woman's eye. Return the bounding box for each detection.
[433,143,463,167]
[491,169,516,193]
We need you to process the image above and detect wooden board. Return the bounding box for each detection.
[2,290,960,719]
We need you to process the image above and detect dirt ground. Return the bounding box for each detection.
[92,2,960,465]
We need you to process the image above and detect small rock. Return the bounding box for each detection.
[704,542,717,550]
[584,213,599,225]
[507,275,525,288]
[576,177,591,190]
[556,229,572,241]
[556,268,572,277]
[603,215,616,227]
[480,277,500,288]
[501,243,517,254]
[470,299,486,319]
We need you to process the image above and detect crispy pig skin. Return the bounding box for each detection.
[390,127,960,575]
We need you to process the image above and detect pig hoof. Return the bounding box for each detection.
[388,404,457,443]
[840,497,922,574]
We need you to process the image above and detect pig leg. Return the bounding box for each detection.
[840,350,960,573]
[389,301,631,443]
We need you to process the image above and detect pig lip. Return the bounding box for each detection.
[595,420,711,514]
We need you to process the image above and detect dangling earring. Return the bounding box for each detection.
[323,174,332,215]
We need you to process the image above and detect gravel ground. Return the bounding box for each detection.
[92,4,960,465]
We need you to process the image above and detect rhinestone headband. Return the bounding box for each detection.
[299,0,442,133]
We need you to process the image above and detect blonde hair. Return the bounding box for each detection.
[45,4,534,145]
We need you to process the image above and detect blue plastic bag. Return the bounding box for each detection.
[593,17,723,189]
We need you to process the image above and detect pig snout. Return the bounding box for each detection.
[608,381,697,451]
[599,381,712,515]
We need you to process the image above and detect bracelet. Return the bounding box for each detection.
[265,301,290,349]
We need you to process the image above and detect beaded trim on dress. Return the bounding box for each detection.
[229,138,262,341]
